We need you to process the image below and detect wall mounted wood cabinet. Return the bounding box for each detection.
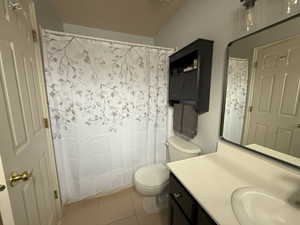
[169,39,214,113]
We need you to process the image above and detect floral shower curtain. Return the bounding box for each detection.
[42,30,173,204]
[223,57,249,144]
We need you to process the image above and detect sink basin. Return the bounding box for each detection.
[231,187,300,225]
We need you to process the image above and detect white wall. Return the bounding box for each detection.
[63,23,155,45]
[34,0,63,31]
[155,0,299,153]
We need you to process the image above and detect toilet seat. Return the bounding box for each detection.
[134,164,169,196]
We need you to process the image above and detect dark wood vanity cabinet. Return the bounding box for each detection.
[169,174,217,225]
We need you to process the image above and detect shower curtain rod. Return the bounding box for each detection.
[43,29,175,51]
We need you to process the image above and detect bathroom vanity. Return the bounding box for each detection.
[169,173,216,225]
[167,141,300,225]
[166,13,300,225]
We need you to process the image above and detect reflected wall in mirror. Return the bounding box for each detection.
[222,14,300,166]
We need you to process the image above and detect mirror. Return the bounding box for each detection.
[221,14,300,167]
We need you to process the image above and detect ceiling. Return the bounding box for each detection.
[53,0,185,37]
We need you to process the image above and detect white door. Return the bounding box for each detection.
[0,0,59,225]
[247,35,300,158]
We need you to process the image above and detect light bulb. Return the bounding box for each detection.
[245,8,255,32]
[286,0,299,14]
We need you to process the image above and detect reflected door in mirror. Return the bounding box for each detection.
[246,36,300,158]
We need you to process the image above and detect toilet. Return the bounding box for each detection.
[134,136,201,212]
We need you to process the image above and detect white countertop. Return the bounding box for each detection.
[167,141,300,225]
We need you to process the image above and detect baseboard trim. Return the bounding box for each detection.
[65,185,134,205]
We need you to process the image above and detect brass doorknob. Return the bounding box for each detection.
[297,124,300,128]
[9,171,32,187]
[0,185,6,192]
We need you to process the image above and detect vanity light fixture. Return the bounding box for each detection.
[285,0,299,14]
[240,0,257,32]
[241,0,257,8]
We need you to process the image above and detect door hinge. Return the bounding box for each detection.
[43,118,49,128]
[254,61,258,68]
[54,190,59,199]
[32,29,38,42]
[249,106,253,112]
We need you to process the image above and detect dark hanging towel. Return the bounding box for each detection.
[173,103,184,133]
[182,104,198,138]
[173,103,198,138]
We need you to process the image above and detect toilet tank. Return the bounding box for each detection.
[167,136,202,162]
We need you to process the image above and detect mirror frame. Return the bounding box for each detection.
[220,13,300,169]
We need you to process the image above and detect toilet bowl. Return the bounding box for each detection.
[134,163,169,196]
[134,136,202,203]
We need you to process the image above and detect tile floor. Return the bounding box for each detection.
[61,188,169,225]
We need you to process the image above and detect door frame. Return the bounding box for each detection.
[36,29,63,221]
[30,2,63,222]
[35,27,63,221]
[241,46,258,145]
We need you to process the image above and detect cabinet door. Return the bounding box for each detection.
[169,198,191,225]
[196,207,217,225]
[169,174,198,221]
